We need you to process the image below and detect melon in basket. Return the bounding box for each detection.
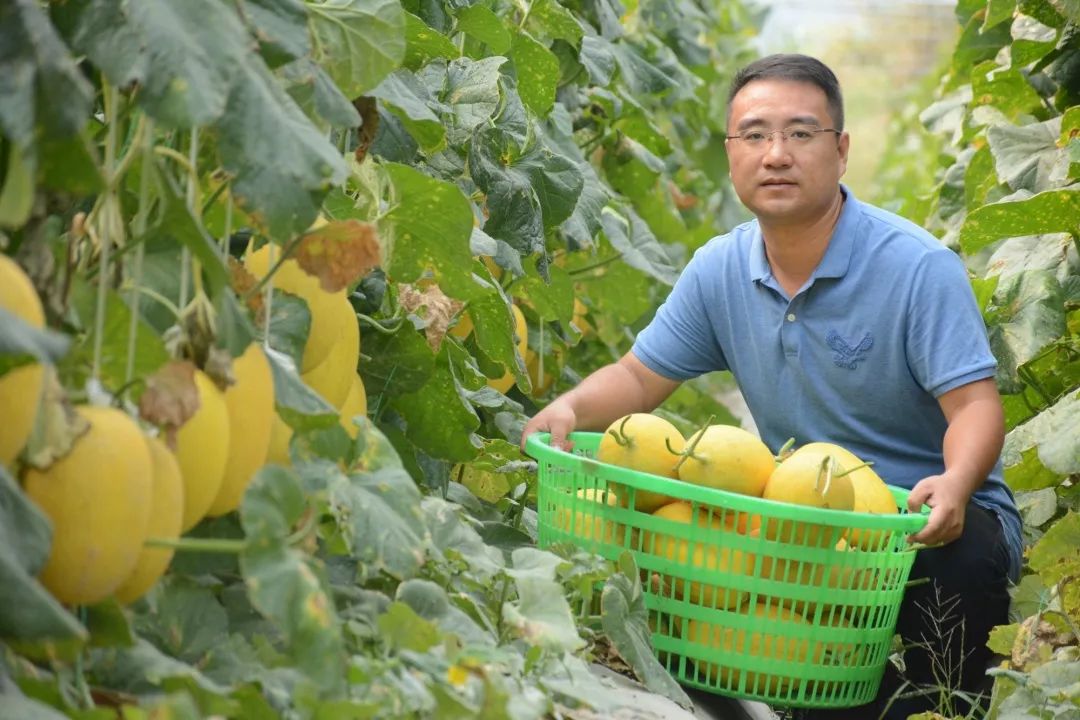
[762,445,856,548]
[676,424,775,498]
[643,501,749,611]
[598,413,684,513]
[687,603,815,694]
[555,488,625,545]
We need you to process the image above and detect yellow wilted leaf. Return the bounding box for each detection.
[138,360,200,448]
[294,219,381,293]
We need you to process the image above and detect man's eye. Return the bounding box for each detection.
[789,129,813,140]
[744,131,767,142]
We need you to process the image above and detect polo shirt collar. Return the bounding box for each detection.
[748,184,860,284]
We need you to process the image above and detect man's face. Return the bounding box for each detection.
[725,79,849,227]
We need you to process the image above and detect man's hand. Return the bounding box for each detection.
[906,473,970,546]
[520,399,577,452]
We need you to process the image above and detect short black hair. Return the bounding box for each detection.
[726,54,844,131]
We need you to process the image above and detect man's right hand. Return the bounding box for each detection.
[520,399,577,452]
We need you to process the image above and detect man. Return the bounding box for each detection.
[522,54,1021,719]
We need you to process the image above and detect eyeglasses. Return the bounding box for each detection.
[725,125,841,148]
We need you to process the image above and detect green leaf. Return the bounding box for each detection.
[1048,0,1080,22]
[0,467,86,647]
[599,205,680,285]
[0,689,69,720]
[984,0,1018,29]
[456,5,511,55]
[1027,511,1080,602]
[403,11,459,69]
[580,34,616,86]
[951,13,1012,82]
[986,270,1066,392]
[1004,390,1080,476]
[321,449,428,579]
[1015,487,1059,527]
[214,58,347,240]
[519,263,573,324]
[75,0,239,128]
[0,308,69,369]
[601,552,691,709]
[986,622,1019,656]
[0,0,93,148]
[502,576,585,652]
[0,143,33,229]
[280,58,364,127]
[265,347,338,430]
[396,576,495,645]
[611,39,678,95]
[377,602,441,652]
[370,71,447,153]
[443,57,507,145]
[379,162,477,300]
[243,0,311,67]
[510,31,559,117]
[1005,445,1063,491]
[307,0,406,98]
[959,188,1080,254]
[267,292,311,370]
[358,324,435,399]
[467,291,527,387]
[971,61,1044,121]
[986,117,1070,193]
[470,124,584,255]
[136,578,227,661]
[1010,13,1059,66]
[422,496,504,583]
[392,347,483,461]
[240,465,346,692]
[525,0,584,46]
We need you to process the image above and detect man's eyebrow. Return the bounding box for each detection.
[734,114,822,131]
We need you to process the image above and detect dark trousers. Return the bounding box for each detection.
[801,503,1013,720]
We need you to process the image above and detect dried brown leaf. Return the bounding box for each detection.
[22,365,91,469]
[294,220,381,293]
[229,256,264,318]
[138,360,200,448]
[353,96,379,163]
[398,283,463,351]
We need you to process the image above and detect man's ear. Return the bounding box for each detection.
[837,131,850,178]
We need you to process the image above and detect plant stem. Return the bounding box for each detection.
[568,253,622,277]
[125,114,154,385]
[144,536,248,554]
[91,83,123,386]
[673,414,713,473]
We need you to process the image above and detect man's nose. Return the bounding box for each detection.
[762,138,793,166]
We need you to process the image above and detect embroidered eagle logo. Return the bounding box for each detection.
[826,330,873,370]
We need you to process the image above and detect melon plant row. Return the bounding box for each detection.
[0,0,767,716]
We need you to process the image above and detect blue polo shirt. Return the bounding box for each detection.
[632,187,1022,578]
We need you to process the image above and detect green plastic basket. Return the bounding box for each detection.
[525,431,929,709]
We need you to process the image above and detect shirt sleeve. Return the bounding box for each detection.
[905,249,997,397]
[631,247,727,380]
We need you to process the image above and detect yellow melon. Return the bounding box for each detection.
[244,244,355,373]
[175,370,230,531]
[114,435,184,604]
[0,255,45,466]
[449,311,474,340]
[599,413,684,513]
[798,442,898,550]
[23,406,152,605]
[687,603,812,694]
[762,446,855,548]
[339,375,368,438]
[644,501,748,610]
[300,309,359,409]
[266,413,292,465]
[555,488,625,545]
[677,424,775,498]
[206,344,274,517]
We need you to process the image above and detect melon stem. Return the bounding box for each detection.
[775,437,796,462]
[815,456,834,497]
[607,414,632,447]
[673,414,714,472]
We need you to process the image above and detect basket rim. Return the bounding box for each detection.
[526,431,929,533]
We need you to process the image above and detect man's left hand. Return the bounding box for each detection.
[906,474,969,546]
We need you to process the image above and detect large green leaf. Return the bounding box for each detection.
[1004,390,1080,476]
[280,57,364,127]
[396,575,495,644]
[0,0,93,148]
[986,117,1070,193]
[509,30,560,117]
[971,61,1044,120]
[0,308,69,370]
[392,347,483,461]
[1048,0,1080,22]
[243,0,311,67]
[959,187,1080,254]
[443,56,507,145]
[469,124,584,256]
[240,465,346,693]
[307,0,406,97]
[501,576,584,652]
[421,496,504,583]
[525,0,584,46]
[1027,510,1080,617]
[403,11,459,69]
[215,58,347,239]
[599,204,680,285]
[378,162,477,300]
[358,322,436,399]
[265,347,338,431]
[72,0,240,128]
[456,5,511,55]
[601,552,691,709]
[1010,12,1059,66]
[986,270,1066,393]
[370,71,446,153]
[319,421,430,579]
